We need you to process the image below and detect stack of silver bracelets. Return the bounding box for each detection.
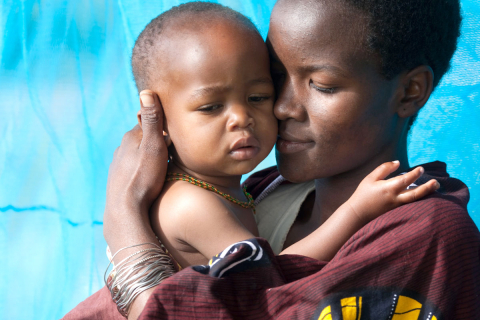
[104,242,177,317]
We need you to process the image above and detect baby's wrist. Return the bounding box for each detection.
[344,199,369,227]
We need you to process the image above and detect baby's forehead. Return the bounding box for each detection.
[152,18,264,74]
[132,4,264,92]
[162,15,258,48]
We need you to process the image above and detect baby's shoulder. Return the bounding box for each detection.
[155,180,229,222]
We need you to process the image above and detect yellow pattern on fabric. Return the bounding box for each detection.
[317,305,333,320]
[392,295,422,320]
[358,296,362,319]
[340,296,362,320]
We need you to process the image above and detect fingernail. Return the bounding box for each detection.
[435,180,440,189]
[140,92,155,107]
[419,166,424,174]
[392,160,400,164]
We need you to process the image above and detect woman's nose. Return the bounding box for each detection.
[273,76,306,122]
[226,104,254,131]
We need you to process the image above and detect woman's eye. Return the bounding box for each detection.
[310,81,337,94]
[249,95,271,103]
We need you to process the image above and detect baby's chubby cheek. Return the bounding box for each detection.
[172,133,225,166]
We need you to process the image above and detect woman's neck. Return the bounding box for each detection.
[312,150,410,224]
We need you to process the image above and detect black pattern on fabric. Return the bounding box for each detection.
[192,238,269,277]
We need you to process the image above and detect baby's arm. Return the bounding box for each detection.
[280,161,439,260]
[151,182,256,266]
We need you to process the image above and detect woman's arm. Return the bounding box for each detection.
[103,91,168,320]
[280,161,440,260]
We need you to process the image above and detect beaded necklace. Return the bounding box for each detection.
[166,172,255,213]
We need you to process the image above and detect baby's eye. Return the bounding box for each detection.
[198,104,223,113]
[309,80,337,94]
[248,95,272,103]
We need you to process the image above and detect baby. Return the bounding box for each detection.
[131,2,438,269]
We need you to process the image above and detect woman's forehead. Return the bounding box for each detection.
[268,0,376,76]
[270,0,367,45]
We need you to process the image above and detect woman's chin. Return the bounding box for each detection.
[276,153,318,183]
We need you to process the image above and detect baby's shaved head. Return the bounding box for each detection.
[132,2,260,91]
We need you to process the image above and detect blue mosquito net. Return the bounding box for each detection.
[0,1,479,319]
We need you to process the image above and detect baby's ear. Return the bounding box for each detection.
[162,117,172,147]
[137,110,142,128]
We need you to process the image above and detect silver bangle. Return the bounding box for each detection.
[104,243,177,317]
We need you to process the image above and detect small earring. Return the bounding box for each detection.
[163,131,172,147]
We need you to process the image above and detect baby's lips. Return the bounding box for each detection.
[230,136,260,151]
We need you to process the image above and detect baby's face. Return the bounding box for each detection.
[153,21,277,177]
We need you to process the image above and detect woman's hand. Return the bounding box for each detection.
[103,90,168,319]
[105,90,168,219]
[104,89,167,254]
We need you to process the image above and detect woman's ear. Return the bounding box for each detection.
[397,65,434,118]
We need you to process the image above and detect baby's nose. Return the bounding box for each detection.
[227,104,254,130]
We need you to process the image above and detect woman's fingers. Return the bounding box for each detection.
[138,90,165,152]
[117,125,143,154]
[365,160,401,181]
[397,179,440,204]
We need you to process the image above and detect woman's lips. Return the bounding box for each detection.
[276,136,314,154]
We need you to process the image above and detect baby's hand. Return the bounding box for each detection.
[347,161,440,225]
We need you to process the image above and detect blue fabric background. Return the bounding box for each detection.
[0,1,478,319]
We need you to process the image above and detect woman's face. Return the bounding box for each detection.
[268,0,404,183]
